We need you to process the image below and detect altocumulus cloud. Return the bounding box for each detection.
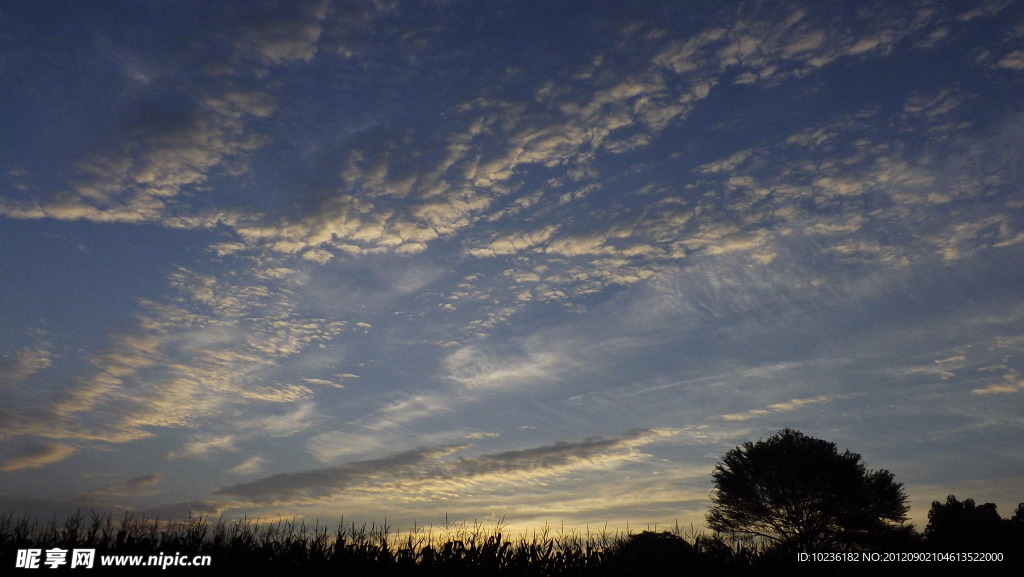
[1,0,1023,532]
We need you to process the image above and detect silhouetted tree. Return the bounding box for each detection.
[1013,502,1024,529]
[706,428,909,552]
[925,494,1024,555]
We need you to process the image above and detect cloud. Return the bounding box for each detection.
[241,402,322,436]
[0,87,272,226]
[304,393,463,463]
[302,248,335,264]
[720,394,858,422]
[237,0,329,65]
[81,473,163,500]
[444,344,572,391]
[0,0,1010,279]
[216,429,677,506]
[208,242,248,257]
[0,0,972,276]
[215,446,461,504]
[464,431,501,440]
[369,394,453,429]
[674,101,1024,271]
[0,443,76,472]
[169,435,238,460]
[996,50,1024,69]
[305,430,395,463]
[0,346,53,389]
[971,379,1024,395]
[0,4,315,234]
[0,264,345,445]
[446,429,673,480]
[228,456,268,476]
[301,378,345,389]
[141,500,227,521]
[467,225,559,257]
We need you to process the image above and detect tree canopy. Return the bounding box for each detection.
[706,428,909,551]
[925,495,1024,553]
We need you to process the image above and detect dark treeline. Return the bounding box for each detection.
[1,499,1022,576]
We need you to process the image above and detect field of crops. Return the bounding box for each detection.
[1,510,1016,576]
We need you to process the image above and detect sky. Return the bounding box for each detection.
[1,0,1023,535]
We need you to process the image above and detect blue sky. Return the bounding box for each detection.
[2,0,1023,533]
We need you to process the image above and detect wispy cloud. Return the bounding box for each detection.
[228,456,268,477]
[236,0,329,65]
[0,264,344,446]
[215,446,463,504]
[81,474,163,500]
[216,429,678,506]
[0,443,76,472]
[444,345,572,391]
[720,394,859,422]
[237,402,323,437]
[0,346,53,390]
[0,87,272,226]
[169,435,238,460]
[971,378,1024,395]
